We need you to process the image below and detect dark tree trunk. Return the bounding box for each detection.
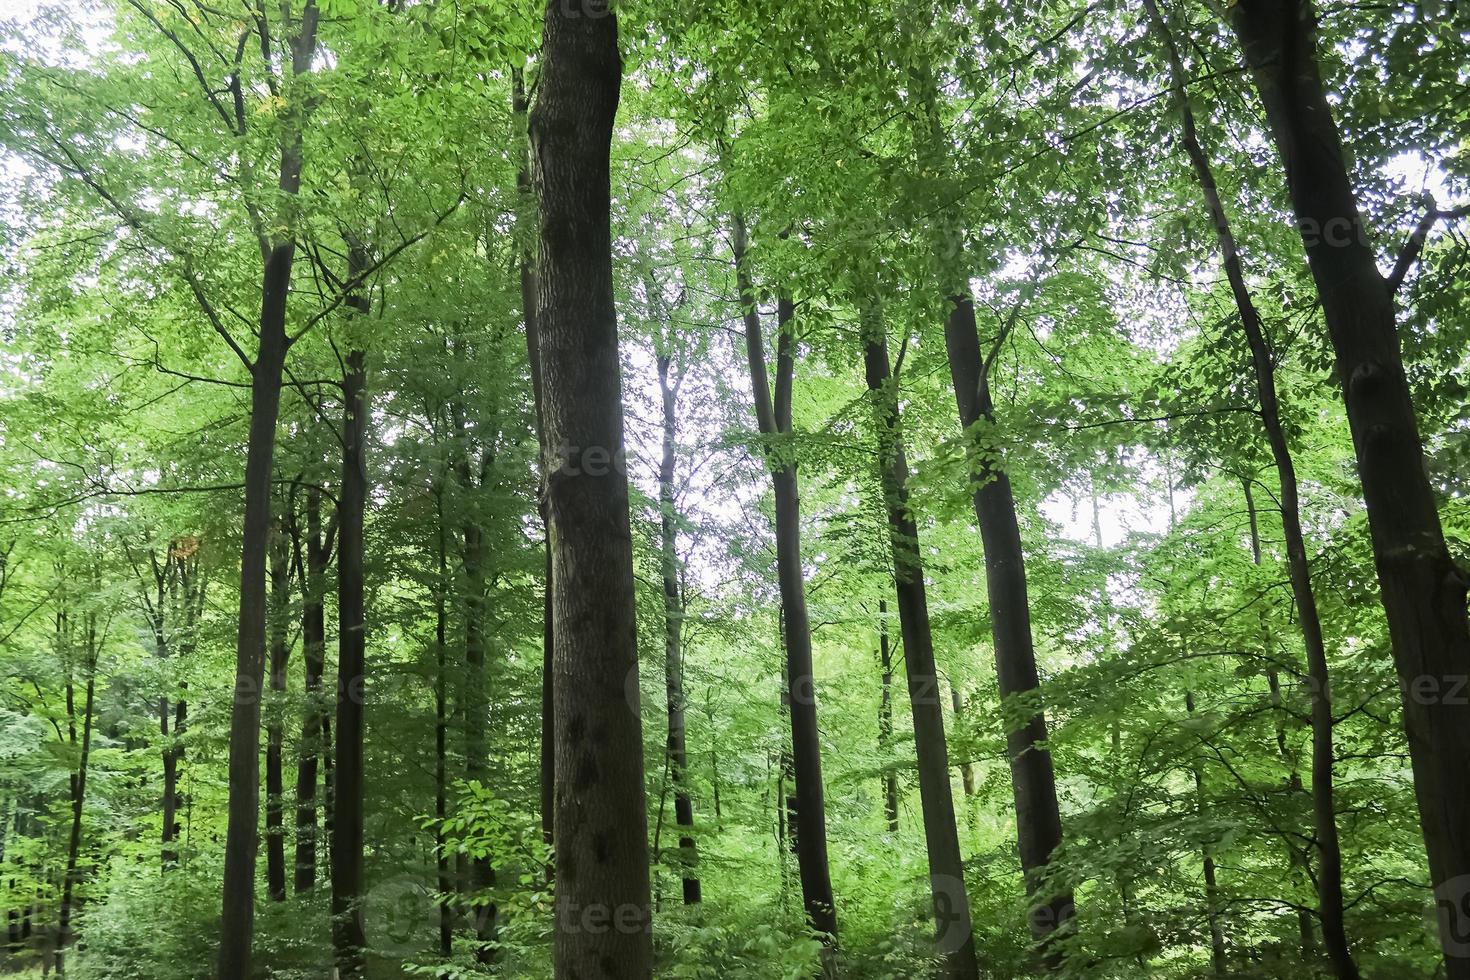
[655,351,700,905]
[452,387,499,962]
[513,66,556,859]
[529,2,653,973]
[266,517,291,903]
[331,235,370,974]
[732,215,840,966]
[878,601,899,833]
[56,615,98,979]
[1143,5,1358,972]
[219,7,320,975]
[1227,6,1470,974]
[944,293,1073,946]
[863,313,979,979]
[294,486,331,893]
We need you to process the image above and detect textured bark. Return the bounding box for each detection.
[219,6,319,974]
[944,293,1073,947]
[330,273,369,975]
[863,315,979,979]
[732,214,840,964]
[878,601,899,833]
[293,486,332,893]
[656,351,700,905]
[513,66,556,858]
[529,1,653,973]
[1143,4,1358,972]
[265,520,291,902]
[1227,5,1470,973]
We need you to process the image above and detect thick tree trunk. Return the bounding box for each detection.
[219,7,319,975]
[656,353,701,905]
[878,601,899,833]
[294,486,330,893]
[732,215,840,965]
[265,521,291,902]
[1142,5,1358,972]
[1227,6,1470,973]
[331,336,368,976]
[944,294,1073,946]
[529,2,653,973]
[863,315,979,979]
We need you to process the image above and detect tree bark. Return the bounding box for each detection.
[55,614,97,979]
[656,350,700,905]
[513,66,556,859]
[293,485,332,893]
[1226,6,1470,973]
[1143,4,1358,972]
[863,312,979,979]
[435,485,453,959]
[330,272,369,975]
[878,600,899,833]
[529,1,653,973]
[219,6,320,975]
[944,293,1073,947]
[732,214,840,966]
[265,517,291,902]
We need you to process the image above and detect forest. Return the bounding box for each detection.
[0,0,1468,977]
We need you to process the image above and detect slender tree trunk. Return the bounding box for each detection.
[944,293,1073,946]
[1143,6,1358,972]
[331,230,370,975]
[435,486,453,959]
[863,312,979,979]
[56,616,97,979]
[451,387,499,962]
[1250,484,1319,961]
[1184,691,1228,975]
[266,518,290,902]
[1227,7,1470,973]
[294,486,330,893]
[656,352,700,905]
[513,66,556,858]
[219,7,320,974]
[878,601,899,833]
[732,214,840,966]
[529,3,653,972]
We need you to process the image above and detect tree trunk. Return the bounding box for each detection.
[435,486,453,959]
[863,313,979,979]
[656,352,701,905]
[266,515,291,903]
[529,2,653,973]
[513,66,556,859]
[219,7,320,975]
[1227,6,1470,973]
[1142,5,1358,972]
[331,332,369,977]
[294,486,331,893]
[56,614,98,979]
[878,601,899,833]
[732,215,840,967]
[1184,691,1228,975]
[944,293,1073,947]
